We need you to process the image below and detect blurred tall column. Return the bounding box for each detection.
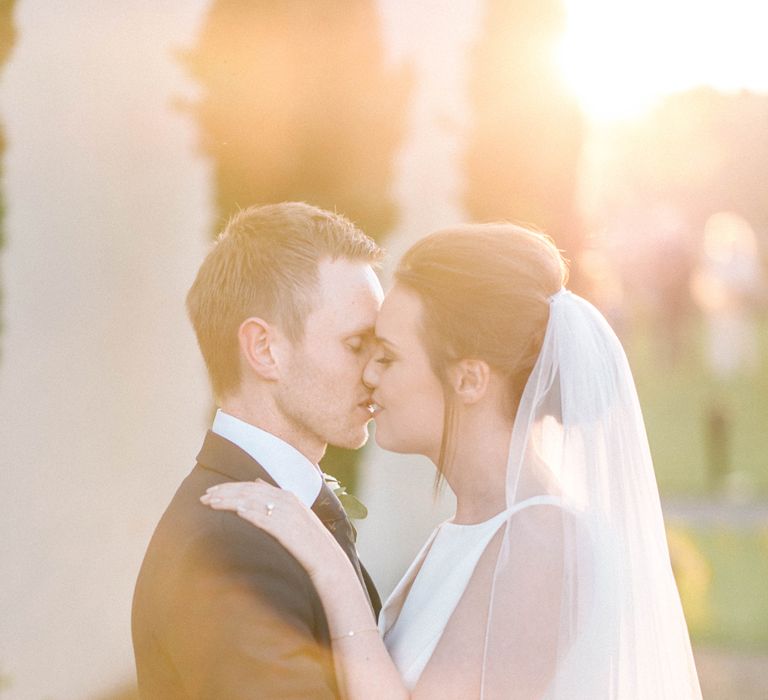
[356,0,485,598]
[0,3,212,698]
[373,0,485,276]
[0,0,16,353]
[0,4,15,691]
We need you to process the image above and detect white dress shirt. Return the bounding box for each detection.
[211,409,323,507]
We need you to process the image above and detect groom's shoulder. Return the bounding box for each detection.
[145,460,311,586]
[132,460,334,698]
[133,460,321,646]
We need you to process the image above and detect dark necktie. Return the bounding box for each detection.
[311,480,373,610]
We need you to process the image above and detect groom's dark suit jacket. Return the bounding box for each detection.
[132,431,381,699]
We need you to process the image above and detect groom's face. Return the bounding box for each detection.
[274,257,383,455]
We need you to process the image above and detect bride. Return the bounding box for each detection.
[201,223,702,699]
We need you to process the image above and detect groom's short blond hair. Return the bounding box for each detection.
[187,202,383,399]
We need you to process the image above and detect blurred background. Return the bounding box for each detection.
[0,0,766,697]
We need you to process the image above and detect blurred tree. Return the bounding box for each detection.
[0,0,18,352]
[183,0,409,488]
[0,1,14,80]
[465,0,585,282]
[183,0,408,241]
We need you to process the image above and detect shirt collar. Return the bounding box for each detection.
[211,409,323,507]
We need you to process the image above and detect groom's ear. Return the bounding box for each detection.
[449,359,490,405]
[238,317,281,381]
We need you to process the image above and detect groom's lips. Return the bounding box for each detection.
[357,399,377,416]
[355,393,380,416]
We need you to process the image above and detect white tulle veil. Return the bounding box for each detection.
[478,289,702,699]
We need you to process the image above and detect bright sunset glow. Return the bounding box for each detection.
[557,0,768,122]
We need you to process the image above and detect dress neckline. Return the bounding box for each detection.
[443,494,565,530]
[443,508,510,530]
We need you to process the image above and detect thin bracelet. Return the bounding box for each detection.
[331,627,379,642]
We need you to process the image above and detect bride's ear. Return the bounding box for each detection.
[238,317,281,381]
[449,359,490,404]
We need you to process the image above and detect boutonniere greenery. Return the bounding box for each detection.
[323,474,368,520]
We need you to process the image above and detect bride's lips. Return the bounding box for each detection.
[357,400,377,416]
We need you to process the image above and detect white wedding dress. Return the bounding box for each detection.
[374,289,701,699]
[380,495,563,691]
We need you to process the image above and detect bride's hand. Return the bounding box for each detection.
[200,480,341,580]
[202,484,405,700]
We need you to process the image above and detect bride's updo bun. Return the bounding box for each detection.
[394,223,568,471]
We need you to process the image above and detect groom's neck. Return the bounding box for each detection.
[219,392,327,466]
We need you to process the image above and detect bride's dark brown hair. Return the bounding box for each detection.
[394,223,567,477]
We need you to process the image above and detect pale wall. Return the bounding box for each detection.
[0,2,212,697]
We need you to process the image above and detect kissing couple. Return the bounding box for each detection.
[132,202,702,699]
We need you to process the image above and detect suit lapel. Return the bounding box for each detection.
[196,431,380,615]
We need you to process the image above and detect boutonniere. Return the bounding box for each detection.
[323,474,368,520]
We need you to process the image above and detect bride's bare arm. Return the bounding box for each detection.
[201,481,410,700]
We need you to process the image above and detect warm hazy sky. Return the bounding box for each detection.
[558,0,768,121]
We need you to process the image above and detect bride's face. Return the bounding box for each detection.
[363,284,446,460]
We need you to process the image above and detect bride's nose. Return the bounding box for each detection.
[362,356,380,390]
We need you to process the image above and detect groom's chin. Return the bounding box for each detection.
[354,422,372,449]
[332,422,371,451]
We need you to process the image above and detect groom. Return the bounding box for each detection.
[132,202,384,698]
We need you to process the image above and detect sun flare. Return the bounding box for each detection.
[556,0,768,122]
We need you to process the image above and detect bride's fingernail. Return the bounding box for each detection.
[209,497,222,504]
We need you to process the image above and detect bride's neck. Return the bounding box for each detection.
[443,410,512,525]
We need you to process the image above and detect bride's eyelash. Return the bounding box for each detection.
[375,356,393,366]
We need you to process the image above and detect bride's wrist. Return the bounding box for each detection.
[310,545,357,586]
[310,565,373,622]
[330,626,379,642]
